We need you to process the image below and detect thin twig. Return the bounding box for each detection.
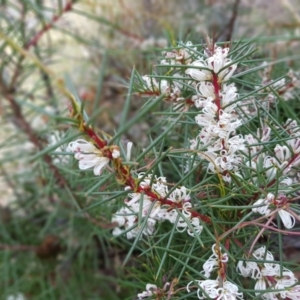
[24,1,73,50]
[248,215,275,256]
[224,0,240,42]
[0,244,37,251]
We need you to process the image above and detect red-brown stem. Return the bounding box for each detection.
[250,221,300,235]
[0,244,37,251]
[286,153,299,170]
[25,2,73,50]
[135,180,211,223]
[212,70,230,179]
[138,91,161,97]
[83,124,108,149]
[225,238,230,251]
[81,125,211,224]
[212,72,222,118]
[233,238,244,249]
[248,214,275,255]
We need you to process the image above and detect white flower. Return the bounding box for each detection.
[68,139,110,175]
[142,75,158,91]
[275,268,297,294]
[252,196,272,216]
[185,59,213,81]
[168,186,191,203]
[252,194,295,229]
[200,244,229,278]
[142,75,169,94]
[254,278,269,297]
[169,202,192,232]
[112,205,157,239]
[263,156,288,180]
[137,173,168,197]
[201,255,218,278]
[195,111,216,127]
[255,278,278,300]
[262,293,279,300]
[284,285,300,299]
[237,246,280,280]
[217,281,244,300]
[226,135,246,154]
[220,64,237,82]
[288,137,300,154]
[280,177,293,186]
[187,279,219,299]
[196,82,216,99]
[238,248,298,299]
[237,259,262,279]
[275,145,291,162]
[261,261,280,277]
[162,41,196,65]
[253,246,274,261]
[187,279,243,300]
[137,284,158,299]
[284,119,300,135]
[186,46,236,82]
[209,151,242,173]
[210,47,237,81]
[245,134,263,157]
[187,217,203,236]
[162,202,203,236]
[221,84,238,106]
[207,51,225,73]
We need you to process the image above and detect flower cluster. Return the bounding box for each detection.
[259,63,300,102]
[185,46,236,82]
[137,282,170,299]
[141,75,183,103]
[187,244,243,300]
[140,42,300,189]
[237,246,300,300]
[161,41,196,65]
[137,284,159,299]
[112,173,203,239]
[183,45,245,182]
[242,119,300,183]
[140,42,247,182]
[138,41,199,108]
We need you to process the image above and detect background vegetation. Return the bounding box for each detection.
[0,0,300,299]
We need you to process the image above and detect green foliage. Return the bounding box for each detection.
[1,1,300,300]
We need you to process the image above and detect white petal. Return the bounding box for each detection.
[252,199,270,215]
[126,142,133,161]
[78,155,100,170]
[145,284,158,292]
[254,278,266,295]
[278,209,295,229]
[68,139,96,153]
[222,64,237,81]
[93,157,110,175]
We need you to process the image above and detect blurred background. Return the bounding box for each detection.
[0,0,300,299]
